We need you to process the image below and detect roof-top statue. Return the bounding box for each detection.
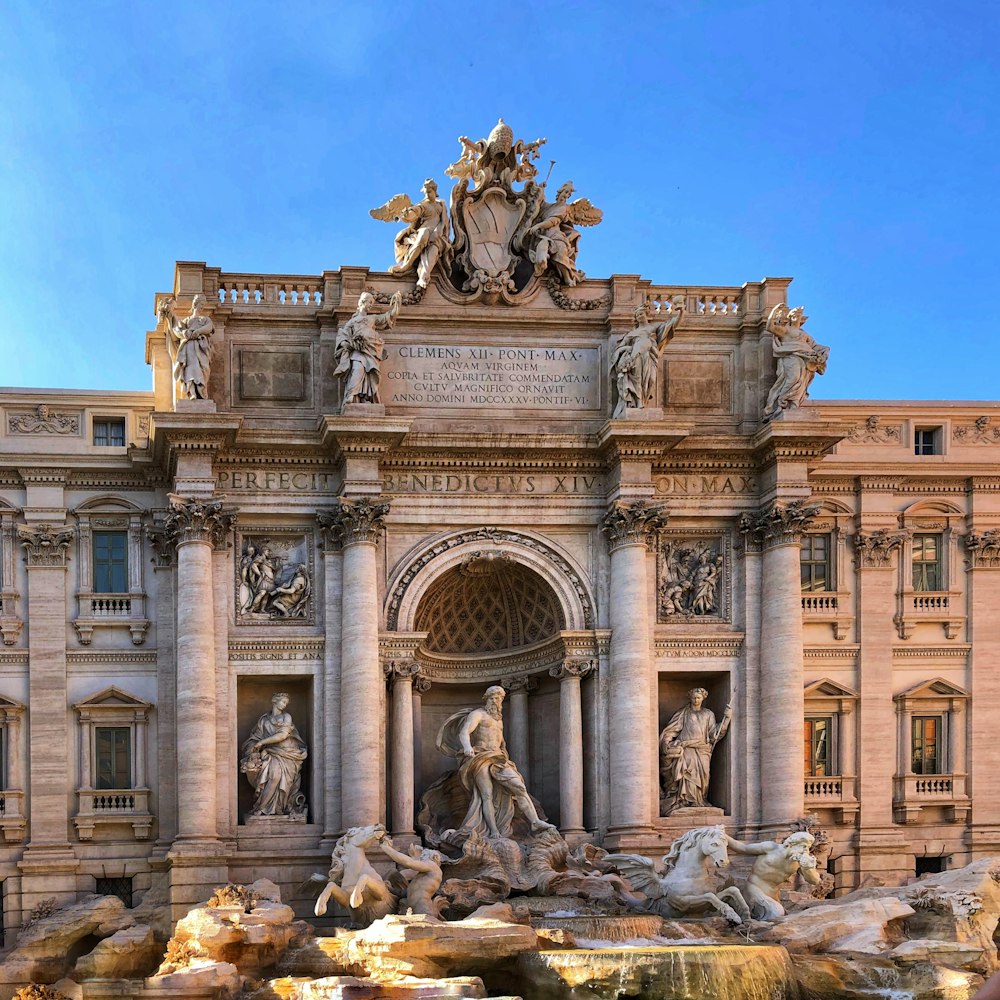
[370,119,603,306]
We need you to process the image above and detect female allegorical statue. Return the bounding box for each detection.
[239,692,308,819]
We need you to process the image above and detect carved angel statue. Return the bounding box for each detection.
[157,295,214,401]
[333,291,402,409]
[370,179,452,289]
[610,303,683,417]
[763,302,830,420]
[522,181,602,287]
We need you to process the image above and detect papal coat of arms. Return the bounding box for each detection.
[370,119,603,305]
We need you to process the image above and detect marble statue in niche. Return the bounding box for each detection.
[239,692,308,820]
[157,294,215,401]
[333,291,402,408]
[435,685,556,840]
[659,687,732,815]
[658,539,725,620]
[237,537,311,621]
[610,303,684,417]
[762,302,829,420]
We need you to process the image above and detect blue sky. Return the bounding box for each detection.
[1,1,997,399]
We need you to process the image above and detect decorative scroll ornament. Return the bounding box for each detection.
[953,416,1000,445]
[602,500,668,552]
[502,675,539,694]
[413,675,432,695]
[854,529,910,569]
[163,494,237,548]
[384,658,422,681]
[18,523,74,566]
[739,500,819,549]
[550,658,595,680]
[320,497,390,546]
[964,530,1000,568]
[847,415,901,444]
[7,405,79,435]
[762,303,830,420]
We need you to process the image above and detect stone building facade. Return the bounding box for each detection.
[0,133,998,933]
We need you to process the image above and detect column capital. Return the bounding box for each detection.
[502,675,538,694]
[602,500,667,553]
[384,658,420,682]
[145,523,176,567]
[550,658,596,681]
[17,523,73,567]
[319,497,390,547]
[164,495,237,549]
[739,500,819,551]
[854,529,910,569]
[413,676,432,695]
[964,530,1000,569]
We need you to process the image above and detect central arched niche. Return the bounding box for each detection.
[412,552,566,825]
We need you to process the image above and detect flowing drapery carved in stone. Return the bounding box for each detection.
[237,535,311,620]
[163,494,236,548]
[739,500,819,550]
[762,303,829,420]
[18,523,74,566]
[157,295,214,401]
[657,538,725,620]
[610,303,683,417]
[7,405,79,435]
[333,292,401,409]
[239,692,308,820]
[602,500,667,552]
[854,529,909,569]
[659,687,732,815]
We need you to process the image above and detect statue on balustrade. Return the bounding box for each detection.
[333,291,402,408]
[370,179,452,290]
[430,685,555,842]
[521,180,603,287]
[762,302,830,420]
[239,692,308,820]
[659,687,732,814]
[157,294,215,401]
[610,302,684,417]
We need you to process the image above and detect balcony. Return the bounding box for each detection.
[73,592,149,645]
[893,773,970,824]
[75,787,153,840]
[801,591,854,640]
[894,591,965,640]
[803,775,859,823]
[0,790,26,842]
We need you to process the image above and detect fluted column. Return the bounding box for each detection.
[387,659,420,836]
[603,501,666,834]
[163,496,235,843]
[740,501,817,831]
[502,675,537,784]
[334,498,389,829]
[549,659,595,836]
[316,516,344,842]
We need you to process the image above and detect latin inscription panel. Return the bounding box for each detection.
[382,344,601,410]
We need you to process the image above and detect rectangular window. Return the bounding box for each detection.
[800,534,831,592]
[912,533,942,592]
[95,876,133,908]
[912,716,942,775]
[803,717,833,776]
[93,418,126,447]
[95,727,131,789]
[93,531,128,593]
[914,427,940,456]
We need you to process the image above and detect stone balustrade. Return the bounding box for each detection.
[803,775,859,822]
[893,772,970,824]
[75,786,152,840]
[644,285,745,319]
[208,272,324,308]
[894,591,965,639]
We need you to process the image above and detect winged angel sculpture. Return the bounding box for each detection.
[520,180,603,286]
[605,825,751,924]
[369,179,452,290]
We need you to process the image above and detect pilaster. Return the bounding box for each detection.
[549,658,595,839]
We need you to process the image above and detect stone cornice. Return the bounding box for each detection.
[602,500,667,552]
[596,422,692,462]
[17,467,68,486]
[67,650,159,665]
[749,418,846,469]
[318,416,411,458]
[739,500,819,550]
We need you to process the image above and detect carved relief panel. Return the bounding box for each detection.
[656,531,731,623]
[235,528,315,625]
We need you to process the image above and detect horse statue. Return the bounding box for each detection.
[605,824,751,925]
[303,823,403,927]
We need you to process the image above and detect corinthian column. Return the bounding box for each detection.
[549,659,595,837]
[502,675,537,784]
[740,500,817,832]
[386,659,420,836]
[603,501,666,835]
[332,497,389,829]
[163,496,236,843]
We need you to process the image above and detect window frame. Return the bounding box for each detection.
[911,533,943,592]
[911,715,943,775]
[800,533,832,593]
[92,417,127,448]
[804,715,834,777]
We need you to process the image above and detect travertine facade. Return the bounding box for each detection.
[0,124,997,936]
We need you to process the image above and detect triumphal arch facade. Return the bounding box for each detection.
[1,119,999,929]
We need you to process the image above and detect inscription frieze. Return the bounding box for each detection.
[654,474,756,496]
[216,470,338,493]
[382,344,600,410]
[382,471,604,495]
